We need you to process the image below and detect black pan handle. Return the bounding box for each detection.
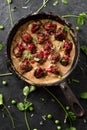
[60,81,85,117]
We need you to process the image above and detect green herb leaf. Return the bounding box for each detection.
[63,26,69,33]
[24,101,32,110]
[17,102,25,111]
[81,45,87,55]
[0,94,3,105]
[0,25,4,30]
[71,79,80,83]
[34,57,40,62]
[29,85,36,93]
[32,37,37,44]
[66,127,77,130]
[53,0,59,6]
[7,0,12,4]
[0,43,3,50]
[80,92,87,99]
[77,12,87,25]
[68,111,76,121]
[23,86,30,97]
[24,51,32,60]
[61,0,68,4]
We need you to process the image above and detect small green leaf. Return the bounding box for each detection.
[0,43,3,50]
[61,0,68,4]
[23,86,30,96]
[24,51,32,60]
[80,92,87,99]
[24,101,32,110]
[29,85,36,93]
[71,79,80,83]
[53,0,59,6]
[81,45,87,55]
[77,12,87,25]
[34,57,40,62]
[17,102,25,111]
[7,0,12,4]
[66,127,77,130]
[32,37,37,44]
[63,26,69,33]
[0,94,3,105]
[0,25,4,30]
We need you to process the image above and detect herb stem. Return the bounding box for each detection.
[4,104,15,128]
[24,110,31,130]
[0,73,13,77]
[62,14,78,18]
[35,0,49,13]
[7,0,13,27]
[43,87,72,126]
[43,87,67,113]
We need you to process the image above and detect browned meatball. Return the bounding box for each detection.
[37,32,49,44]
[50,52,60,63]
[55,28,67,41]
[19,60,32,73]
[44,22,57,34]
[48,65,60,74]
[21,31,32,43]
[34,67,46,78]
[31,21,42,33]
[13,42,25,58]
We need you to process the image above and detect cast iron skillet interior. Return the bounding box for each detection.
[7,12,84,117]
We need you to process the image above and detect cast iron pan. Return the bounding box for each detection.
[7,12,85,117]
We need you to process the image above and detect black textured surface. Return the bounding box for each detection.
[0,0,87,130]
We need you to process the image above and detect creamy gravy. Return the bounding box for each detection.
[11,19,75,85]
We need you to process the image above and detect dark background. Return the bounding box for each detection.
[0,0,87,130]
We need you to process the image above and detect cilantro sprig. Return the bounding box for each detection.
[62,12,87,25]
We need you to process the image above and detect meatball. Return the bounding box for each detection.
[21,31,32,43]
[27,43,37,54]
[46,65,60,75]
[60,54,69,66]
[31,21,42,33]
[44,22,57,34]
[44,41,53,52]
[50,52,60,63]
[63,41,72,54]
[34,67,45,78]
[13,42,25,58]
[37,32,49,44]
[34,50,46,64]
[55,28,67,41]
[19,59,32,73]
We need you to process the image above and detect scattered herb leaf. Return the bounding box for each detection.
[77,12,87,25]
[0,43,3,50]
[80,92,87,99]
[23,86,30,97]
[53,0,59,6]
[0,25,4,30]
[0,94,3,105]
[61,0,68,4]
[71,79,80,83]
[81,45,87,56]
[17,102,25,111]
[24,51,32,60]
[34,57,40,62]
[66,127,77,130]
